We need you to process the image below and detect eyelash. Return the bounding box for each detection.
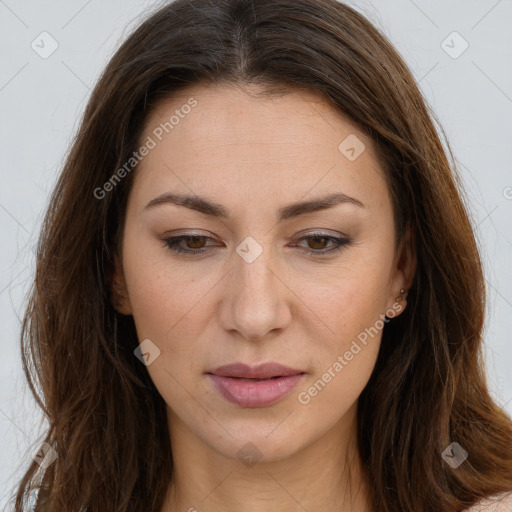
[161,233,352,257]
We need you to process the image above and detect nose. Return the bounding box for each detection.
[218,246,292,341]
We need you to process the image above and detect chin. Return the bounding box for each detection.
[206,420,311,465]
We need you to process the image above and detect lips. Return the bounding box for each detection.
[209,362,303,379]
[207,362,305,407]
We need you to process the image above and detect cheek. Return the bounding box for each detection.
[296,259,391,349]
[124,263,210,410]
[291,268,388,409]
[294,284,384,425]
[294,337,379,441]
[123,250,222,396]
[330,280,389,341]
[123,241,217,341]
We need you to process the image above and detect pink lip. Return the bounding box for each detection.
[207,362,305,407]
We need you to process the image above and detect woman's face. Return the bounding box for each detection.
[114,83,414,463]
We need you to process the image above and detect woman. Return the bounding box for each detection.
[10,0,512,511]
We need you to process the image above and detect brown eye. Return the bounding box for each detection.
[306,236,330,250]
[186,236,207,249]
[162,234,218,255]
[162,232,351,257]
[295,233,352,256]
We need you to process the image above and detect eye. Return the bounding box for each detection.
[161,232,352,257]
[293,233,352,256]
[162,234,218,255]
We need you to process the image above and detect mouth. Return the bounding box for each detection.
[206,362,306,408]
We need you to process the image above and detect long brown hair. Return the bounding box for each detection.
[9,0,512,510]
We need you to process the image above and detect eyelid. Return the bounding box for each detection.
[161,229,352,257]
[162,228,346,240]
[295,228,348,238]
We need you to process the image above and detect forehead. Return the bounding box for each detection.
[131,82,388,213]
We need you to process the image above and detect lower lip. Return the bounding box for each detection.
[207,373,305,408]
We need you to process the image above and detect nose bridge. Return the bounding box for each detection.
[222,238,290,339]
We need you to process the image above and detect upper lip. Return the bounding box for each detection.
[208,362,304,379]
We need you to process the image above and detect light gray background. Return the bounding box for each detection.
[1,0,511,508]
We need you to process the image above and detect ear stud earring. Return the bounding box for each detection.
[396,288,407,302]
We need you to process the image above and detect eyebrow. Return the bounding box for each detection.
[144,191,365,221]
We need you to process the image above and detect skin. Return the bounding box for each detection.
[112,82,416,512]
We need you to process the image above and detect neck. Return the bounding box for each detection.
[160,403,371,512]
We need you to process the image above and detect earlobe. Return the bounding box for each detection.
[386,223,417,318]
[393,288,408,316]
[384,288,407,320]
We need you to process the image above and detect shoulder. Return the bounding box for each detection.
[463,492,512,512]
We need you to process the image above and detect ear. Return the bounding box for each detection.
[110,253,133,316]
[386,222,417,316]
